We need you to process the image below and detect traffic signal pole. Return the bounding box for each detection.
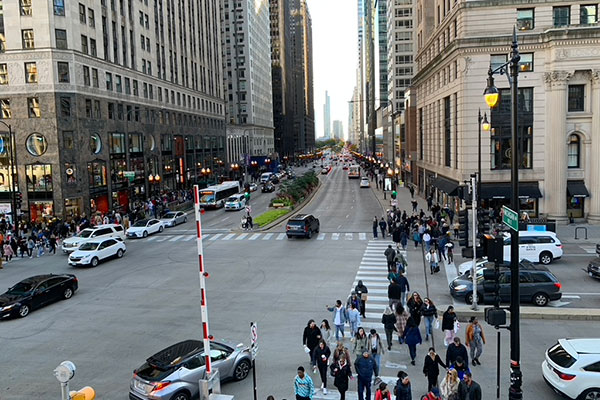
[471,175,478,310]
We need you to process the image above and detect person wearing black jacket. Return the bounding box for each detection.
[303,319,322,366]
[446,337,469,367]
[381,307,397,351]
[420,298,438,342]
[395,272,410,307]
[423,347,447,392]
[312,339,331,394]
[331,353,352,400]
[442,306,457,345]
[355,280,369,318]
[387,281,402,310]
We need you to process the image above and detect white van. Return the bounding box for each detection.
[61,224,126,253]
[502,231,563,265]
[260,172,273,183]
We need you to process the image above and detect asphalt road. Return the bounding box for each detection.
[0,164,597,400]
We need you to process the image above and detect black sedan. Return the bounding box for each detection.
[261,183,276,193]
[588,257,600,279]
[0,274,78,319]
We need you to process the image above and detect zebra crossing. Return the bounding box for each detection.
[142,231,374,243]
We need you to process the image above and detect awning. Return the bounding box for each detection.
[567,181,589,198]
[432,176,460,196]
[480,182,542,200]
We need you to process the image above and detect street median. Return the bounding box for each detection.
[445,304,600,322]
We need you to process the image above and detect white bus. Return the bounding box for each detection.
[348,165,360,179]
[199,181,241,209]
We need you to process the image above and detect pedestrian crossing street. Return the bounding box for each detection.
[143,231,372,242]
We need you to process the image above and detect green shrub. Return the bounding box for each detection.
[254,209,290,227]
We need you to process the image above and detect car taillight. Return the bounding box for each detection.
[554,368,575,381]
[305,225,309,232]
[286,226,290,231]
[556,244,563,248]
[554,282,562,290]
[152,381,172,391]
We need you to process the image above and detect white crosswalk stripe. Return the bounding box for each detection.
[236,233,248,240]
[143,232,374,242]
[147,236,158,242]
[168,236,181,242]
[276,233,286,240]
[248,233,261,240]
[222,233,236,241]
[332,233,339,240]
[345,233,353,240]
[183,235,196,241]
[359,232,366,240]
[317,233,326,240]
[209,234,222,241]
[155,236,169,242]
[262,233,273,240]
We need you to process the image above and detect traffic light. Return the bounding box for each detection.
[70,386,95,400]
[458,185,472,205]
[481,234,504,263]
[15,191,22,210]
[458,209,469,247]
[477,209,491,235]
[482,266,501,305]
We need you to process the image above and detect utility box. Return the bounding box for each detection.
[209,395,235,400]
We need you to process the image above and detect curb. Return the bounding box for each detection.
[445,305,600,322]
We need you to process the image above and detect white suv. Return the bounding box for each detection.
[61,224,125,253]
[542,338,600,400]
[503,231,563,265]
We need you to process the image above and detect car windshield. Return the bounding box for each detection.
[200,194,215,203]
[79,242,99,251]
[133,220,149,227]
[163,213,176,219]
[78,229,94,238]
[7,281,36,295]
[227,197,239,202]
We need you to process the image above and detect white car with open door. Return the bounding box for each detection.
[68,237,126,267]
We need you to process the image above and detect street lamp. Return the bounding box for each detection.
[484,27,522,400]
[477,109,491,207]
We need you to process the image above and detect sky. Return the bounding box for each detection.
[306,0,358,140]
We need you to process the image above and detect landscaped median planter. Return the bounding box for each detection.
[253,208,291,227]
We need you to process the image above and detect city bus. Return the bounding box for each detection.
[348,165,361,179]
[199,181,241,209]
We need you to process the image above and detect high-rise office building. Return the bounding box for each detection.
[323,90,331,139]
[221,0,274,164]
[0,0,225,219]
[333,120,343,141]
[300,0,315,151]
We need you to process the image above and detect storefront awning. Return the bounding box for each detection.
[480,182,542,200]
[432,176,460,196]
[567,181,589,198]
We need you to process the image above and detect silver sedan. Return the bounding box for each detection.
[160,211,187,227]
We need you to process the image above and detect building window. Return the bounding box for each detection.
[55,29,68,49]
[57,62,70,83]
[444,97,451,167]
[517,9,534,30]
[0,99,11,119]
[580,4,598,24]
[81,35,89,54]
[115,75,122,93]
[132,80,139,96]
[22,29,35,49]
[25,133,48,156]
[110,132,126,154]
[106,72,113,90]
[519,53,533,72]
[25,62,38,83]
[0,64,8,85]
[54,0,65,16]
[92,68,99,87]
[89,8,96,27]
[93,100,101,119]
[79,3,87,23]
[125,78,131,95]
[418,108,424,160]
[88,160,107,187]
[85,99,92,118]
[26,164,52,195]
[90,133,102,154]
[83,66,90,86]
[28,97,41,118]
[20,0,33,16]
[568,135,580,168]
[553,6,570,27]
[90,39,97,57]
[490,54,507,71]
[60,96,71,117]
[63,131,74,149]
[108,103,115,119]
[568,85,585,112]
[64,163,77,185]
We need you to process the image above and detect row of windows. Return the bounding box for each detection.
[517,5,598,31]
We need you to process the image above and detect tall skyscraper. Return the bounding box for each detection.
[221,0,274,163]
[333,120,343,141]
[0,0,225,218]
[386,0,415,112]
[376,0,388,108]
[300,0,315,150]
[323,90,331,139]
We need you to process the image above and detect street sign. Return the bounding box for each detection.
[250,322,258,360]
[502,206,519,232]
[123,171,135,182]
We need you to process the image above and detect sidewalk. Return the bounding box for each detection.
[555,224,600,244]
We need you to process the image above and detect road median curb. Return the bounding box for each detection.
[445,304,600,322]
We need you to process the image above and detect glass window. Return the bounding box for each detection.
[108,103,115,119]
[161,134,172,151]
[553,6,570,27]
[115,75,122,93]
[1,99,12,119]
[583,361,600,373]
[90,133,102,154]
[148,135,156,151]
[125,78,131,95]
[517,9,534,30]
[133,80,139,96]
[28,97,41,118]
[60,97,71,117]
[85,99,92,117]
[63,131,74,149]
[129,133,142,153]
[88,161,107,188]
[81,35,89,54]
[25,62,38,83]
[54,0,65,16]
[93,100,101,119]
[88,8,96,27]
[26,133,48,156]
[90,39,97,57]
[568,85,585,112]
[22,29,35,49]
[110,133,126,154]
[92,68,99,87]
[79,3,86,23]
[490,54,507,71]
[106,72,113,90]
[110,159,127,183]
[83,66,90,86]
[580,5,598,24]
[0,64,8,85]
[568,135,580,168]
[57,62,70,83]
[26,164,52,191]
[55,29,68,49]
[519,53,533,72]
[0,134,16,192]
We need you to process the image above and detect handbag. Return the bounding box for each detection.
[304,345,310,354]
[434,318,440,330]
[453,320,461,334]
[361,293,368,301]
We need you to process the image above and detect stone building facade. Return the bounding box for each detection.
[0,0,225,220]
[412,0,600,223]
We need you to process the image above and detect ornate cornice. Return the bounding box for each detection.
[544,71,572,89]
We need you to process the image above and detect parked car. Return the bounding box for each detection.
[261,182,276,193]
[269,174,280,184]
[321,167,330,175]
[458,258,489,276]
[0,274,78,319]
[587,258,600,280]
[449,261,562,306]
[224,194,247,211]
[286,214,320,239]
[129,340,252,400]
[160,211,187,227]
[360,177,370,188]
[501,231,563,265]
[542,338,600,400]
[342,165,349,170]
[260,172,273,183]
[248,183,258,192]
[126,219,164,238]
[61,224,125,253]
[68,237,126,267]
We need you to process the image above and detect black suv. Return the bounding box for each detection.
[286,214,320,239]
[450,261,562,306]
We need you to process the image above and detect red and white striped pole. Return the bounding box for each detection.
[194,185,212,377]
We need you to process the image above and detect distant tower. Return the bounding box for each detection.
[324,91,331,138]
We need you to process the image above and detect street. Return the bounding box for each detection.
[0,164,598,399]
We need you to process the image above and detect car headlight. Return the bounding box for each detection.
[453,284,467,292]
[0,304,16,312]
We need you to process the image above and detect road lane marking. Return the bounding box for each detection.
[168,236,181,242]
[209,234,222,241]
[332,233,340,240]
[236,233,248,240]
[276,233,286,240]
[249,233,261,240]
[345,233,353,240]
[147,236,158,242]
[562,295,581,299]
[359,233,366,240]
[317,233,326,240]
[155,237,169,242]
[262,233,273,240]
[222,233,236,240]
[183,235,196,241]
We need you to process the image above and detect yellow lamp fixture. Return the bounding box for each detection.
[484,74,500,108]
[482,113,491,132]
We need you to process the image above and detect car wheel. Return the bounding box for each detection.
[307,229,312,239]
[159,225,164,232]
[91,257,99,267]
[533,292,549,307]
[465,292,480,305]
[539,251,553,265]
[234,359,251,381]
[579,388,600,400]
[116,249,124,258]
[143,231,148,238]
[18,304,30,318]
[183,216,187,223]
[63,287,74,300]
[169,391,191,400]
